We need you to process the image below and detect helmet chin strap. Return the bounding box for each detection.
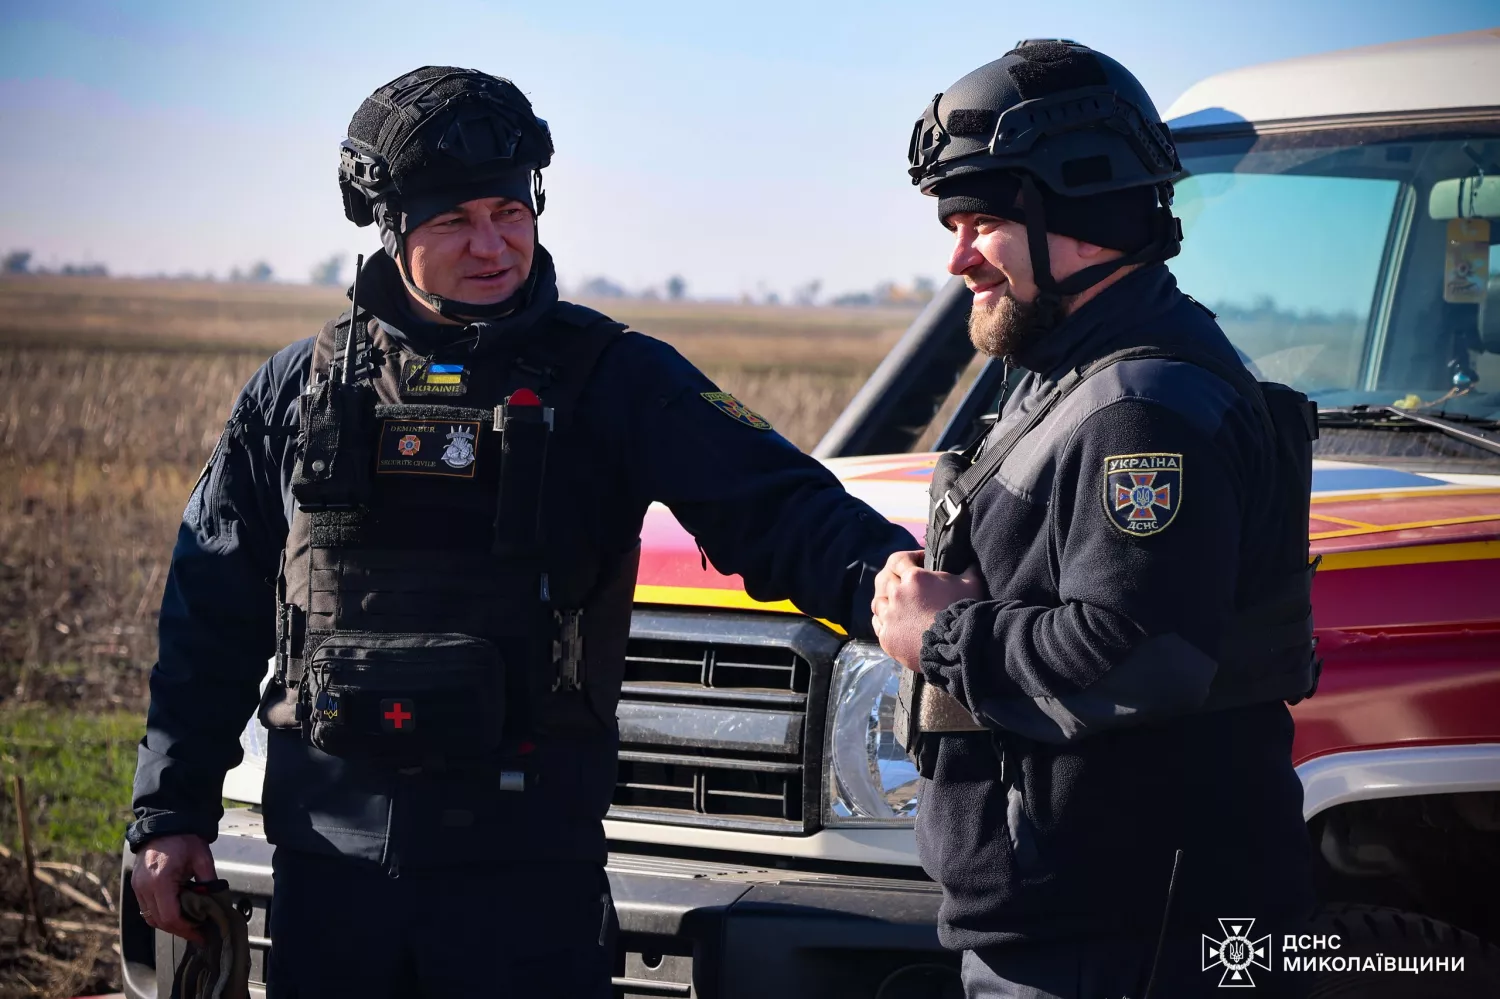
[1015,174,1181,324]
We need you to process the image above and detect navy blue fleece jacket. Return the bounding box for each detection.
[915,265,1315,951]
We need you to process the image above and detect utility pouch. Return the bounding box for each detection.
[493,391,553,559]
[291,379,376,511]
[301,632,505,766]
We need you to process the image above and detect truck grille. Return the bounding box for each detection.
[609,609,843,834]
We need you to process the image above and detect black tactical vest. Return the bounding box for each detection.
[257,304,638,780]
[896,346,1322,771]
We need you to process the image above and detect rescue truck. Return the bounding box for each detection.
[122,29,1500,999]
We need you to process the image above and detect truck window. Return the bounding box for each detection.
[1172,171,1401,392]
[1170,124,1500,422]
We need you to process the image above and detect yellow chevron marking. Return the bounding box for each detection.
[633,584,845,635]
[1309,513,1383,530]
[1310,486,1500,505]
[1317,540,1500,571]
[1311,514,1500,541]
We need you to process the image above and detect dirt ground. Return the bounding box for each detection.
[0,852,120,999]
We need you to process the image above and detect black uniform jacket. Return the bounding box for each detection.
[128,250,912,867]
[916,265,1316,951]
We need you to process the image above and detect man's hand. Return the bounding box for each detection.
[132,833,217,943]
[871,550,983,671]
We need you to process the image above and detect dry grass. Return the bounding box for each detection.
[1,347,267,704]
[0,273,910,370]
[0,274,911,703]
[0,880,118,999]
[0,274,925,994]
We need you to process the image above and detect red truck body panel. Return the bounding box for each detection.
[635,455,1500,768]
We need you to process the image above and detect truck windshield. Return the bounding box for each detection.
[1171,121,1500,423]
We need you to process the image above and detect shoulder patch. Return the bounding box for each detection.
[1103,453,1182,536]
[701,392,772,430]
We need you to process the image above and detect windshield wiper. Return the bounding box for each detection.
[1318,405,1500,457]
[1382,407,1500,457]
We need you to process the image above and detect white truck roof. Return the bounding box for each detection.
[1164,29,1500,130]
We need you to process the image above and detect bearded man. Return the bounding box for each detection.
[872,41,1319,998]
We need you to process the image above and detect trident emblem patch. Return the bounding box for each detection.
[1103,453,1182,536]
[700,392,772,430]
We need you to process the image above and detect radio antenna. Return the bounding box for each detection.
[342,253,365,384]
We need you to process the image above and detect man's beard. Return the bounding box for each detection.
[967,287,1069,360]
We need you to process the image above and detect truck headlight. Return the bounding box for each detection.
[823,641,920,826]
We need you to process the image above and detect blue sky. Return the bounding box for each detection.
[1,1,1496,299]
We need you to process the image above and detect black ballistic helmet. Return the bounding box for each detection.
[909,41,1183,301]
[339,66,554,319]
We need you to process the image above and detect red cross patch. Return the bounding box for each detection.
[380,699,416,733]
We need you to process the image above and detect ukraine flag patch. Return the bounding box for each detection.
[401,359,468,397]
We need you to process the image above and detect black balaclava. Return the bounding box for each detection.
[936,169,1164,346]
[936,171,1160,254]
[909,41,1182,340]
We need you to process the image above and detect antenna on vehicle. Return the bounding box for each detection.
[342,253,365,385]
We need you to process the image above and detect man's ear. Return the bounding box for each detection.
[1073,238,1111,261]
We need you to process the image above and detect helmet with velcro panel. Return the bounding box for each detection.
[908,40,1183,301]
[338,66,554,319]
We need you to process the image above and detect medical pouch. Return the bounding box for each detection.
[302,632,505,766]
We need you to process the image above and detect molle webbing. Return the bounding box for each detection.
[307,403,496,549]
[304,548,541,636]
[274,308,626,710]
[900,345,1320,747]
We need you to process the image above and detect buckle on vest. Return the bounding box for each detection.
[552,609,585,692]
[940,490,964,527]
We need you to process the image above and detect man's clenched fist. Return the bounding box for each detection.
[870,549,983,671]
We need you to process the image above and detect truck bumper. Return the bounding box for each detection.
[119,809,958,999]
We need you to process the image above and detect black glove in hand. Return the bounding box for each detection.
[169,880,251,999]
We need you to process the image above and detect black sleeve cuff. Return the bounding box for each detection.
[843,560,882,641]
[919,598,979,697]
[126,811,217,853]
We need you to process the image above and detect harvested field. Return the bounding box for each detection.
[0,274,913,699]
[0,273,926,994]
[0,273,911,372]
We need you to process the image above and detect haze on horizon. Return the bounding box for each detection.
[2,1,1496,301]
